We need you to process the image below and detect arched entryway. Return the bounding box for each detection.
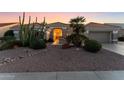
[52,28,62,45]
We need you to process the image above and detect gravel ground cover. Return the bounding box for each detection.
[0,45,124,72]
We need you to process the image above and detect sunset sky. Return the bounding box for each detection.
[0,12,124,24]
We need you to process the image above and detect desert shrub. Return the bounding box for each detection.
[71,34,82,47]
[4,30,14,37]
[29,39,46,49]
[66,34,88,47]
[29,29,47,49]
[2,36,15,42]
[83,39,102,53]
[0,41,13,50]
[118,36,124,41]
[66,35,72,44]
[12,40,23,47]
[0,40,22,50]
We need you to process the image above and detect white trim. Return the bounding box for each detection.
[113,30,118,34]
[84,30,89,34]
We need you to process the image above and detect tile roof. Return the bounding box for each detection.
[105,23,124,29]
[0,23,17,27]
[47,22,68,27]
[85,22,120,31]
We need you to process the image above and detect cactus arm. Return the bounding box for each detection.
[19,16,22,26]
[22,12,25,26]
[35,17,37,23]
[26,16,31,45]
[19,15,23,41]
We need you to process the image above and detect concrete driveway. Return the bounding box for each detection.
[103,42,124,56]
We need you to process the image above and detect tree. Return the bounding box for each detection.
[66,16,87,47]
[69,16,86,34]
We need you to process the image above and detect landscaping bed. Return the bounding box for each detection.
[0,45,124,72]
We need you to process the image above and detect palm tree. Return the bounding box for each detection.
[68,16,87,47]
[69,16,85,34]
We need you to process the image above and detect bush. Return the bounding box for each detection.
[71,34,82,47]
[118,36,124,41]
[13,40,23,47]
[0,40,22,50]
[66,35,72,44]
[1,36,16,42]
[66,34,88,47]
[4,30,14,37]
[83,39,102,53]
[29,39,46,49]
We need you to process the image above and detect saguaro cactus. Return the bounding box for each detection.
[29,17,47,49]
[19,12,25,41]
[19,12,47,49]
[19,12,31,46]
[39,17,47,39]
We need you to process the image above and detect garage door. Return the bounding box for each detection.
[89,32,111,43]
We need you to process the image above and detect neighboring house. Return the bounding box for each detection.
[85,22,120,43]
[10,22,121,43]
[10,24,20,40]
[10,23,44,40]
[0,23,18,37]
[105,23,124,37]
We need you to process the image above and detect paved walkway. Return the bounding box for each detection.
[103,42,124,56]
[1,71,124,80]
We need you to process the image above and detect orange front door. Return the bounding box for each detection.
[53,28,62,45]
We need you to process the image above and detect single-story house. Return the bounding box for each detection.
[10,22,72,42]
[46,22,72,40]
[85,22,121,43]
[9,22,121,43]
[0,23,17,37]
[105,23,124,37]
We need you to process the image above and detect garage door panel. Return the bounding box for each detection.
[89,32,110,43]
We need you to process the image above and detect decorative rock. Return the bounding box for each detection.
[25,50,29,53]
[0,57,14,63]
[28,54,32,57]
[76,48,80,51]
[43,49,47,51]
[18,56,24,59]
[4,58,11,62]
